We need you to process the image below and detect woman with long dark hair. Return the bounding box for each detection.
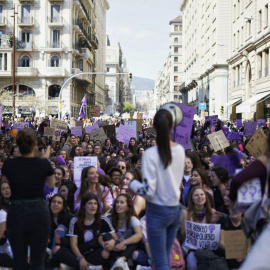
[1,128,55,269]
[130,104,185,270]
[53,193,116,269]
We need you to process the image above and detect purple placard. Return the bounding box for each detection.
[171,103,196,149]
[227,132,242,142]
[205,115,219,127]
[116,124,136,146]
[257,119,266,127]
[243,121,257,137]
[236,119,242,128]
[85,123,99,133]
[222,126,229,137]
[211,155,242,176]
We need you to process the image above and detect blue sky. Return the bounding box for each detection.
[106,0,183,81]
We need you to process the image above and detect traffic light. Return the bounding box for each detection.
[220,106,224,115]
[129,73,132,82]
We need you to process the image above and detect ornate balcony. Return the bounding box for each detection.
[47,16,64,28]
[15,67,38,77]
[17,17,34,27]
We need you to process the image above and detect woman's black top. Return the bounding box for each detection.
[2,157,54,200]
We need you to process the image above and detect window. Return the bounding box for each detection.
[174,25,179,31]
[174,86,178,91]
[241,26,244,45]
[247,20,251,37]
[174,57,178,63]
[21,5,31,23]
[233,34,236,49]
[77,59,83,71]
[0,30,4,47]
[258,52,262,78]
[174,66,178,72]
[174,76,178,82]
[51,5,60,22]
[174,37,178,43]
[237,30,240,48]
[4,53,6,70]
[258,10,262,32]
[51,29,60,48]
[107,67,110,72]
[265,50,269,76]
[19,55,30,67]
[48,85,61,98]
[0,6,2,23]
[51,55,60,67]
[174,47,178,53]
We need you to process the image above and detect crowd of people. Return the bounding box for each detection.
[0,114,269,270]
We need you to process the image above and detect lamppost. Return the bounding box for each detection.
[11,5,18,117]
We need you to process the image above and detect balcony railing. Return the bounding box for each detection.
[48,42,62,48]
[91,34,98,49]
[47,16,64,24]
[17,16,34,25]
[16,41,33,50]
[73,0,91,22]
[15,67,38,77]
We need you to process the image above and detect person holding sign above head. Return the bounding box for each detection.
[130,103,185,270]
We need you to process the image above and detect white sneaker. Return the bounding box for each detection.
[88,266,102,270]
[111,257,126,270]
[60,263,75,270]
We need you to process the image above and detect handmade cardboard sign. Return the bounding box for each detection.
[205,115,219,127]
[245,128,267,158]
[44,127,54,137]
[53,130,61,141]
[89,127,107,143]
[51,119,67,132]
[185,221,220,250]
[125,121,137,139]
[207,130,229,152]
[224,230,249,259]
[211,155,241,176]
[13,122,29,131]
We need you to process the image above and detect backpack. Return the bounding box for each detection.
[195,248,228,270]
[170,238,185,269]
[151,238,185,270]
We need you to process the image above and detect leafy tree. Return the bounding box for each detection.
[123,101,136,113]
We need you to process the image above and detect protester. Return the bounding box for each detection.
[1,128,55,269]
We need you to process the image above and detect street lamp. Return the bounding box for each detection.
[11,5,18,117]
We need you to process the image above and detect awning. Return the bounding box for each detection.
[224,98,242,107]
[236,91,270,113]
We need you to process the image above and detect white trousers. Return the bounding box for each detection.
[241,222,270,270]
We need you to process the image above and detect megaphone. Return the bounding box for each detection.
[160,103,183,127]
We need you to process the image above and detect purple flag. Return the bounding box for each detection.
[79,94,87,118]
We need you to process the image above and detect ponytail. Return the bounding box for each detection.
[153,110,173,169]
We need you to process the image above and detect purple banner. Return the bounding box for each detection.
[257,119,266,127]
[243,121,257,137]
[236,119,242,128]
[205,115,219,127]
[227,132,242,142]
[211,155,242,176]
[171,103,196,149]
[222,126,229,137]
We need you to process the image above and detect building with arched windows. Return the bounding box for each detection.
[0,0,109,117]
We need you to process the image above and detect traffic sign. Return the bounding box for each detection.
[199,103,206,110]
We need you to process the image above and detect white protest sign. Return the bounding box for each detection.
[207,130,229,152]
[53,130,61,141]
[13,122,29,131]
[71,126,82,137]
[74,156,98,188]
[89,127,107,143]
[85,123,99,133]
[117,124,136,146]
[237,178,261,205]
[44,127,55,137]
[51,119,67,131]
[125,121,137,139]
[185,221,220,250]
